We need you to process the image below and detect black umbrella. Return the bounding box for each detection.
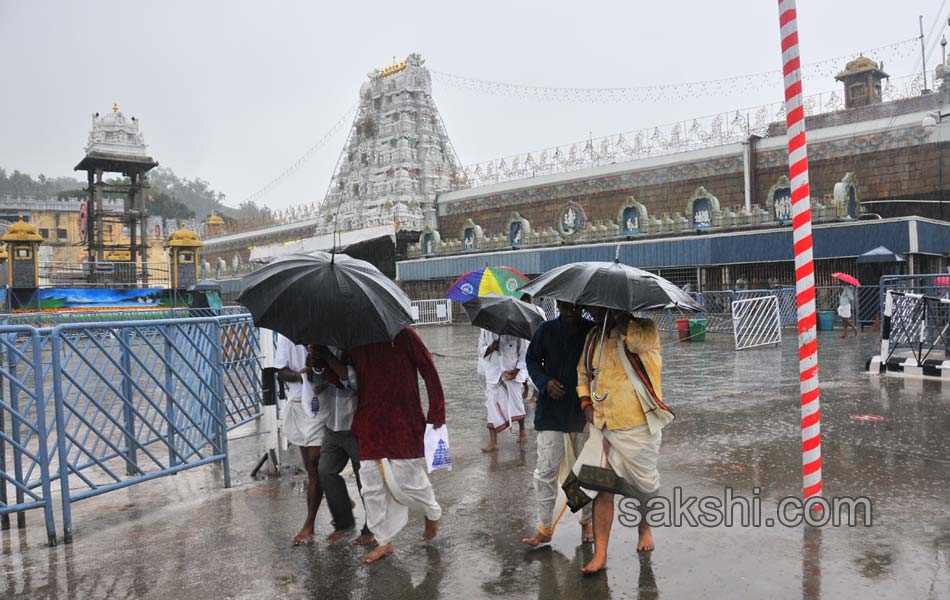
[519,253,700,402]
[237,252,414,349]
[518,257,702,313]
[463,295,544,340]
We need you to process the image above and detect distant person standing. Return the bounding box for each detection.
[479,328,529,451]
[275,334,328,546]
[837,284,858,338]
[522,301,594,547]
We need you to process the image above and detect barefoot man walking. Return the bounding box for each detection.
[522,301,595,548]
[347,327,446,563]
[275,333,328,546]
[479,329,529,451]
[566,309,673,574]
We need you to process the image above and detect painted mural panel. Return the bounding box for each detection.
[772,187,792,223]
[12,288,188,312]
[691,197,712,229]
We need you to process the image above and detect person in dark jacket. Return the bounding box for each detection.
[521,301,594,547]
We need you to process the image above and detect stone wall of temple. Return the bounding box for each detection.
[434,119,949,247]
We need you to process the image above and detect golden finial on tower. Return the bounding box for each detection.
[113,102,118,113]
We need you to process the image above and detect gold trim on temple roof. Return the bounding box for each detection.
[380,60,409,78]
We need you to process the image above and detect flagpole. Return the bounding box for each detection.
[777,0,823,503]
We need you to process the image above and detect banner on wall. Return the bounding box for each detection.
[10,288,189,313]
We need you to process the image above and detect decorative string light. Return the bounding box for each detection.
[238,104,357,207]
[430,38,918,104]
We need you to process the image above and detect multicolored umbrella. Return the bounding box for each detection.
[832,272,861,287]
[446,266,529,302]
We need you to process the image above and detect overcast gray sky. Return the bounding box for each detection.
[0,1,942,210]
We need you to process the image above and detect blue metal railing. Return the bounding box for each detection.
[0,326,57,544]
[0,313,260,545]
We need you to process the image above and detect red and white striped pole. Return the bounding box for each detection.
[777,0,822,502]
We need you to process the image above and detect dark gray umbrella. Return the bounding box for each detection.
[237,252,414,349]
[520,256,700,402]
[518,258,702,312]
[463,295,544,340]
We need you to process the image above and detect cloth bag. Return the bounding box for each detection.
[424,425,452,473]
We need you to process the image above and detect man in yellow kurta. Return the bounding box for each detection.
[570,309,673,574]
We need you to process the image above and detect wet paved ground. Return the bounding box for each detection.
[2,325,950,599]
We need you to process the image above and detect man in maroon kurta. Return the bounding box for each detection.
[347,327,446,563]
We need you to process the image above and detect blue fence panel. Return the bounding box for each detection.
[0,313,260,545]
[0,327,57,545]
[219,316,262,429]
[49,317,235,543]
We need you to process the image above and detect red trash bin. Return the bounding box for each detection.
[676,318,691,342]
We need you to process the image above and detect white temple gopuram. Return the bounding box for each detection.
[316,53,462,234]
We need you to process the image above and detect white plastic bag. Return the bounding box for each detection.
[424,424,452,473]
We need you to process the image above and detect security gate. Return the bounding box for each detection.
[732,295,783,350]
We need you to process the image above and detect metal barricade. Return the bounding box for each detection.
[0,313,261,545]
[856,285,881,326]
[218,316,262,428]
[732,295,783,350]
[0,327,57,544]
[49,317,233,543]
[878,290,950,368]
[411,299,454,325]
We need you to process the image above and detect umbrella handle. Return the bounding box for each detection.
[590,311,610,402]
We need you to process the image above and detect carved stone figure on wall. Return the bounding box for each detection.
[833,172,859,219]
[767,175,793,224]
[506,212,530,247]
[418,226,441,255]
[557,202,585,237]
[617,198,648,236]
[685,186,721,229]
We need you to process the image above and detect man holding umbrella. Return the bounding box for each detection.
[517,254,699,574]
[463,295,545,452]
[572,308,672,573]
[237,252,444,562]
[479,328,529,450]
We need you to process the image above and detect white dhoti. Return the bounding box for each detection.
[485,380,526,432]
[361,458,442,545]
[282,397,327,448]
[572,424,661,503]
[534,429,592,535]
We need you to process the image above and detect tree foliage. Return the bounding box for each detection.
[0,165,235,220]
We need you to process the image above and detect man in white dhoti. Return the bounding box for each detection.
[479,328,528,452]
[566,309,673,574]
[275,334,328,545]
[347,328,446,563]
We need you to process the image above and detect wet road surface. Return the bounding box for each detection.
[2,325,949,599]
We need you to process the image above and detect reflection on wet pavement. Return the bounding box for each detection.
[2,326,949,598]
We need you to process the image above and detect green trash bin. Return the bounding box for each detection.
[688,318,707,342]
[817,310,835,331]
